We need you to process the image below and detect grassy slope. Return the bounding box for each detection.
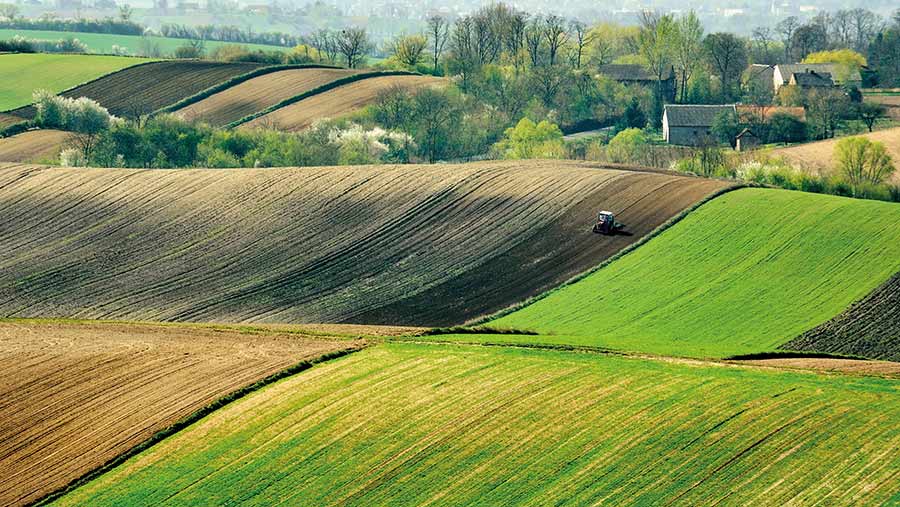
[52,343,900,506]
[0,29,287,56]
[488,188,900,359]
[0,53,146,110]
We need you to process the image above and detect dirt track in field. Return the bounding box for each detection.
[784,272,900,361]
[174,67,361,127]
[0,129,69,163]
[770,127,900,183]
[0,320,359,507]
[8,61,263,119]
[739,358,900,377]
[241,75,444,131]
[0,161,729,325]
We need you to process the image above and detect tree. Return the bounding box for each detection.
[751,26,775,64]
[607,128,649,164]
[710,110,741,147]
[621,97,647,128]
[673,12,703,103]
[337,27,371,68]
[426,15,449,73]
[703,32,747,102]
[806,89,851,139]
[569,20,592,69]
[849,8,881,52]
[524,16,544,68]
[767,113,808,143]
[776,16,800,61]
[835,136,895,188]
[542,14,569,66]
[0,3,19,20]
[857,102,886,132]
[494,117,564,159]
[791,23,828,60]
[118,4,133,22]
[803,49,866,82]
[173,39,204,59]
[638,11,677,125]
[412,87,461,162]
[390,34,428,67]
[503,9,528,74]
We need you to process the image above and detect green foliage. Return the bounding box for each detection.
[767,113,808,143]
[709,110,741,146]
[834,136,896,189]
[33,90,116,134]
[491,188,900,358]
[620,96,647,129]
[493,118,565,159]
[606,127,648,163]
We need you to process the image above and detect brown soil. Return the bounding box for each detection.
[9,61,263,119]
[0,319,358,506]
[0,113,24,129]
[770,127,900,183]
[738,358,900,377]
[174,67,361,127]
[241,75,444,131]
[0,161,729,325]
[0,129,69,163]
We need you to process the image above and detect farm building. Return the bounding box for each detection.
[788,71,834,88]
[772,64,862,91]
[735,129,760,151]
[598,64,677,102]
[662,104,736,146]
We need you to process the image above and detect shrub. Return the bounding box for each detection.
[33,90,117,134]
[493,118,565,160]
[606,128,648,164]
[767,113,808,143]
[835,136,896,189]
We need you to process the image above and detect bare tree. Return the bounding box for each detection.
[390,34,428,67]
[569,20,593,69]
[524,16,544,67]
[776,16,800,61]
[638,11,677,112]
[426,15,449,72]
[543,14,569,66]
[704,32,748,101]
[674,12,703,103]
[849,8,881,52]
[830,10,854,48]
[337,27,371,68]
[504,9,528,75]
[751,26,774,63]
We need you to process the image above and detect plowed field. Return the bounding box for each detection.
[9,60,263,119]
[174,67,361,127]
[0,129,69,163]
[784,272,900,361]
[0,320,360,507]
[0,161,727,325]
[240,75,443,131]
[50,343,900,506]
[0,113,25,129]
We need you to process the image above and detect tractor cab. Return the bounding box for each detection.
[592,211,622,235]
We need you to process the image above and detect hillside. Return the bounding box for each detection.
[8,60,263,119]
[0,129,69,163]
[51,343,900,506]
[486,188,900,359]
[0,53,145,110]
[770,127,900,183]
[239,75,443,131]
[0,161,728,325]
[0,320,360,507]
[784,272,900,361]
[0,113,25,129]
[173,67,361,127]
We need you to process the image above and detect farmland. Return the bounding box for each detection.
[0,53,146,110]
[50,343,900,507]
[485,188,900,359]
[0,129,69,163]
[240,75,444,131]
[8,60,264,118]
[0,319,362,506]
[0,113,25,129]
[173,67,361,127]
[785,272,900,361]
[0,162,726,325]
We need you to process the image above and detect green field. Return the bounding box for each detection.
[0,29,290,57]
[51,343,900,506]
[484,188,900,358]
[0,53,148,110]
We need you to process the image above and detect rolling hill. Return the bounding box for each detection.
[173,67,361,127]
[770,127,900,183]
[8,60,264,119]
[482,188,900,359]
[0,53,146,111]
[0,320,361,507]
[0,161,728,325]
[49,343,900,506]
[0,129,69,163]
[239,75,444,131]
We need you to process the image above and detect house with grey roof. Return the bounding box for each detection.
[662,104,737,146]
[772,64,861,92]
[598,64,677,102]
[788,71,834,88]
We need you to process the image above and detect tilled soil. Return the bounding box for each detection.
[0,129,70,163]
[738,357,900,377]
[0,320,360,506]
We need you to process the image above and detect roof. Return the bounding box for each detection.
[664,104,736,128]
[744,64,775,91]
[735,128,757,139]
[775,64,861,84]
[790,71,834,87]
[599,64,674,82]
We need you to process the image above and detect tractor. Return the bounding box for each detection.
[592,211,624,235]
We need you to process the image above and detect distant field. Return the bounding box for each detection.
[771,126,900,182]
[240,75,444,131]
[0,129,69,163]
[0,53,146,110]
[0,113,24,129]
[486,188,900,359]
[0,319,359,507]
[51,343,900,506]
[0,28,289,56]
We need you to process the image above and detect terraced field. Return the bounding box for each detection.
[483,188,900,358]
[0,161,727,325]
[0,53,145,110]
[8,60,264,119]
[174,67,361,127]
[0,319,361,507]
[785,272,900,361]
[51,343,900,506]
[0,129,69,163]
[240,75,444,131]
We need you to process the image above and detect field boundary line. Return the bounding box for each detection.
[224,70,422,128]
[467,182,752,326]
[154,63,344,115]
[30,342,368,507]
